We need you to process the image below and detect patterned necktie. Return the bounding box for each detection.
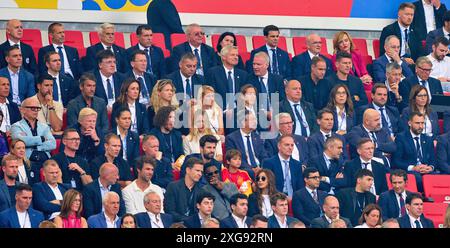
[283,160,293,197]
[370,131,378,145]
[106,78,114,100]
[293,104,308,136]
[137,76,148,99]
[398,193,406,217]
[414,137,423,163]
[312,190,319,204]
[57,46,65,74]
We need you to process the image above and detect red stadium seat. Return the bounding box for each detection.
[373,39,380,59]
[439,119,444,134]
[241,52,251,65]
[170,33,206,48]
[292,36,328,55]
[251,35,288,52]
[444,92,450,96]
[423,175,450,203]
[423,202,448,228]
[211,34,248,54]
[49,30,85,50]
[173,169,180,181]
[352,38,369,57]
[130,32,171,58]
[51,138,61,156]
[385,173,418,192]
[89,31,125,48]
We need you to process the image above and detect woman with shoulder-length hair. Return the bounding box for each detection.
[194,85,224,136]
[355,204,382,228]
[214,32,245,70]
[53,189,88,228]
[326,84,355,136]
[147,79,179,131]
[9,139,40,185]
[247,169,279,218]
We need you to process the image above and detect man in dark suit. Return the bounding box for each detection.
[379,3,424,62]
[127,50,156,107]
[0,46,35,105]
[126,25,166,80]
[425,11,450,54]
[225,110,268,171]
[382,62,408,111]
[0,184,44,228]
[397,193,434,228]
[343,138,389,195]
[279,79,317,137]
[325,51,368,108]
[267,192,299,228]
[347,108,396,163]
[0,155,20,212]
[146,0,184,50]
[87,191,121,228]
[299,56,333,111]
[356,83,401,136]
[412,0,447,43]
[83,163,126,218]
[292,167,327,227]
[93,50,126,108]
[436,131,450,174]
[291,33,333,78]
[44,51,78,107]
[0,19,37,75]
[183,191,217,228]
[263,135,305,197]
[378,169,414,220]
[373,35,414,83]
[220,194,252,228]
[66,73,109,135]
[167,53,205,102]
[141,135,173,188]
[84,23,127,73]
[206,45,247,110]
[170,23,216,75]
[32,160,70,219]
[310,195,352,228]
[247,25,291,79]
[135,191,173,228]
[308,137,347,194]
[0,76,21,131]
[399,56,443,102]
[38,22,83,80]
[335,169,377,226]
[393,112,436,192]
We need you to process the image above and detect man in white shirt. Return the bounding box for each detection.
[135,191,173,228]
[427,37,450,84]
[220,193,251,228]
[87,191,121,228]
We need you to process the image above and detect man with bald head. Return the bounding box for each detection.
[11,97,56,165]
[291,33,333,78]
[348,108,396,164]
[0,19,37,74]
[279,79,317,137]
[82,162,125,218]
[87,191,122,228]
[310,195,352,228]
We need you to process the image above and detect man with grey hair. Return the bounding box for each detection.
[84,22,127,73]
[383,62,405,109]
[201,217,220,228]
[381,218,400,228]
[135,191,173,228]
[170,23,216,75]
[87,191,121,228]
[167,53,204,101]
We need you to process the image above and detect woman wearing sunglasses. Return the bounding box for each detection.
[247,169,278,218]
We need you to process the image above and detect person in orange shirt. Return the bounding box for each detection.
[222,149,253,196]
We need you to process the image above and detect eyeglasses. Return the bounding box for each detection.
[417,66,432,72]
[308,176,321,180]
[256,176,267,182]
[206,170,219,177]
[416,94,428,98]
[65,138,80,142]
[24,106,42,112]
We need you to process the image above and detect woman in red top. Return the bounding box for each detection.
[54,189,87,228]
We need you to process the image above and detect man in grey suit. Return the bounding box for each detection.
[310,195,352,228]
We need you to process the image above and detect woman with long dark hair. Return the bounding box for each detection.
[214,32,245,70]
[247,169,279,217]
[326,84,355,136]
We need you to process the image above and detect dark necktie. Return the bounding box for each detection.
[194,48,201,69]
[144,48,153,74]
[185,78,192,98]
[379,107,389,132]
[420,80,427,87]
[404,29,411,56]
[362,162,369,169]
[52,77,59,101]
[246,135,257,167]
[106,78,114,100]
[312,190,319,204]
[259,77,270,109]
[293,104,308,137]
[398,193,406,217]
[137,76,148,99]
[227,71,234,93]
[414,219,421,228]
[404,28,409,43]
[324,134,330,141]
[283,160,293,197]
[414,137,423,163]
[271,48,279,75]
[370,131,378,145]
[57,46,65,74]
[12,43,19,48]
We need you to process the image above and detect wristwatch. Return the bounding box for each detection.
[48,107,55,111]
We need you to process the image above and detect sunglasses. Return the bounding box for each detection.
[256,176,267,182]
[206,170,219,177]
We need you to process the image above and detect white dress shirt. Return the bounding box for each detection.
[121,180,165,214]
[16,210,31,228]
[128,101,137,132]
[409,214,423,228]
[232,213,248,228]
[48,183,64,200]
[427,54,450,83]
[148,212,164,228]
[422,0,436,34]
[104,212,120,228]
[288,99,310,136]
[8,67,21,105]
[275,214,288,228]
[99,71,115,107]
[336,106,347,132]
[395,191,408,217]
[47,71,63,104]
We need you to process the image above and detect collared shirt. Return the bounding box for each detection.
[8,40,21,48]
[29,95,64,129]
[409,214,423,228]
[288,99,310,136]
[148,212,164,228]
[417,76,432,101]
[47,71,62,103]
[324,214,333,224]
[17,165,28,184]
[422,0,436,34]
[363,125,377,145]
[138,43,149,52]
[47,183,63,201]
[290,135,300,162]
[103,212,120,228]
[278,154,291,186]
[223,65,235,92]
[189,44,203,73]
[0,99,11,132]
[427,54,450,81]
[8,67,21,105]
[101,42,114,53]
[232,213,248,228]
[424,115,433,135]
[275,214,288,228]
[395,191,408,217]
[52,44,73,77]
[98,178,111,200]
[117,127,128,161]
[100,71,115,107]
[121,180,165,214]
[266,44,277,71]
[261,195,273,217]
[372,102,392,132]
[305,186,318,202]
[16,210,31,228]
[360,157,376,195]
[320,130,332,142]
[398,22,410,56]
[308,50,319,60]
[408,131,423,171]
[336,106,347,132]
[133,71,150,105]
[240,129,260,166]
[384,53,403,66]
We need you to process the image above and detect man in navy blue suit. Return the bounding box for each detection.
[393,112,436,192]
[262,135,304,197]
[292,167,327,227]
[382,62,407,111]
[348,108,396,164]
[0,184,44,228]
[38,22,83,80]
[379,3,424,62]
[343,138,389,195]
[0,19,37,75]
[206,45,247,110]
[436,131,450,174]
[135,191,173,228]
[411,0,447,43]
[170,23,216,75]
[324,51,368,108]
[291,33,333,79]
[0,46,35,105]
[397,193,434,228]
[356,83,401,136]
[127,50,156,107]
[378,169,414,220]
[267,192,299,228]
[372,35,414,83]
[183,191,217,228]
[400,56,443,103]
[32,160,69,219]
[248,25,291,79]
[425,11,450,54]
[93,50,125,109]
[220,193,252,228]
[87,191,121,228]
[84,23,127,73]
[0,76,21,132]
[167,53,204,103]
[308,137,347,194]
[126,25,165,80]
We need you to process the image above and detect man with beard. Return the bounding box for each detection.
[393,112,436,192]
[427,37,450,82]
[0,155,20,212]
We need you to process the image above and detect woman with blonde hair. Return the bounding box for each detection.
[53,189,88,228]
[9,139,39,185]
[147,79,179,130]
[194,85,224,136]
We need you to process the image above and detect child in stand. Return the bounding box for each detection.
[221,149,253,196]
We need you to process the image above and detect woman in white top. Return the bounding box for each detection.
[183,109,223,161]
[326,84,355,136]
[9,139,37,185]
[355,204,382,228]
[147,79,179,131]
[195,85,224,136]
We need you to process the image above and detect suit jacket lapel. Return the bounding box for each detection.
[12,210,20,227]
